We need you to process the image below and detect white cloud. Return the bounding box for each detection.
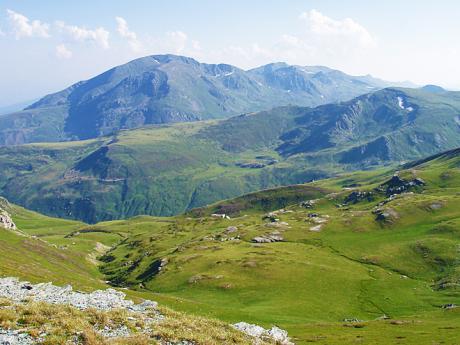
[166,30,188,53]
[207,10,377,71]
[300,9,375,47]
[0,28,4,36]
[55,44,72,59]
[191,40,201,51]
[115,16,142,52]
[6,9,50,39]
[56,20,109,49]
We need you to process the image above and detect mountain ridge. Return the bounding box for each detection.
[0,54,411,145]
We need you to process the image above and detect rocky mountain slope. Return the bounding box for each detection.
[0,87,459,223]
[0,54,403,145]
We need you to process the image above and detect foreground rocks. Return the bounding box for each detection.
[233,322,294,345]
[0,277,292,344]
[0,277,158,313]
[0,328,36,345]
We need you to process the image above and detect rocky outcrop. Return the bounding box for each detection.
[377,175,425,195]
[344,191,374,204]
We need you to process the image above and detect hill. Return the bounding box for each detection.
[1,87,460,223]
[87,146,460,343]
[1,146,460,344]
[0,55,401,145]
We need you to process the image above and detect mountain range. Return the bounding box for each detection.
[1,52,460,345]
[0,54,412,145]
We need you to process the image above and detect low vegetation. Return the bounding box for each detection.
[1,146,460,343]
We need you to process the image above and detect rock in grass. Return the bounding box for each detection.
[225,226,238,233]
[251,234,284,243]
[0,211,16,230]
[232,322,293,344]
[0,328,36,345]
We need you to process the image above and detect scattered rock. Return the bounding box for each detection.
[242,261,257,268]
[159,340,196,345]
[441,303,457,309]
[232,322,293,345]
[98,325,130,338]
[344,191,374,204]
[225,226,238,233]
[428,202,443,210]
[211,213,230,219]
[309,225,322,232]
[0,328,36,345]
[311,217,327,224]
[343,318,363,323]
[188,275,207,284]
[390,320,405,325]
[236,162,266,169]
[300,200,316,209]
[158,258,168,272]
[373,207,399,223]
[265,221,289,228]
[251,234,284,243]
[262,213,279,222]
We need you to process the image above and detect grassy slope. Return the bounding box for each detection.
[1,139,460,344]
[80,151,459,344]
[0,110,332,223]
[0,202,114,291]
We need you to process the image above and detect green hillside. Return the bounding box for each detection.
[1,88,460,223]
[1,146,460,343]
[93,148,460,343]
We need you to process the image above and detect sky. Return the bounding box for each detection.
[0,0,459,106]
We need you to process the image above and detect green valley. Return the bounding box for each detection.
[1,146,460,343]
[1,87,460,223]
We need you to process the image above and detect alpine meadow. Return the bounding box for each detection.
[0,2,460,345]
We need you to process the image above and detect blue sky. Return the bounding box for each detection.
[0,0,459,105]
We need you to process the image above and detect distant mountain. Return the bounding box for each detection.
[0,99,36,116]
[0,54,405,145]
[420,84,446,93]
[276,87,460,165]
[1,87,460,223]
